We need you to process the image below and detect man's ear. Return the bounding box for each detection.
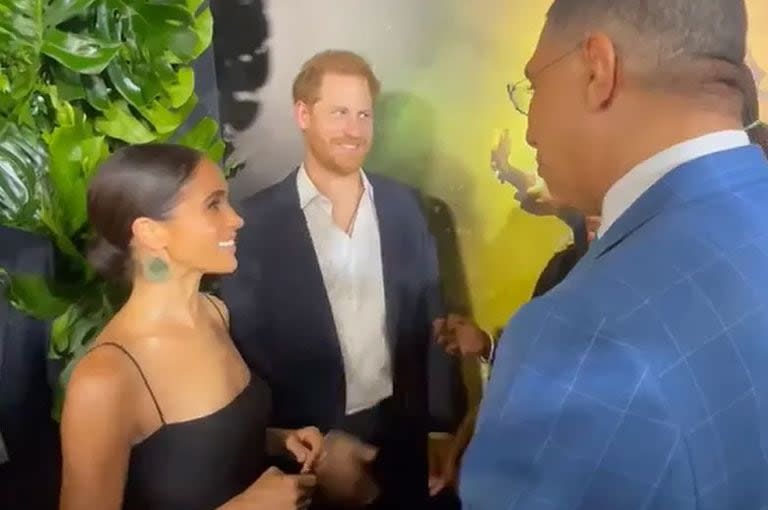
[582,32,619,111]
[294,100,312,130]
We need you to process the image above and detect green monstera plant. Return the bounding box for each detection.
[0,0,231,418]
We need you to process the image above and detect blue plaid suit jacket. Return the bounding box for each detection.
[460,145,768,510]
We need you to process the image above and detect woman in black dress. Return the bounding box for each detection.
[60,144,321,510]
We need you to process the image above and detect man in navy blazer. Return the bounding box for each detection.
[220,50,468,509]
[460,0,768,509]
[0,226,60,509]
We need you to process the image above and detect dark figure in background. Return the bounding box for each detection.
[0,226,59,510]
[220,50,469,510]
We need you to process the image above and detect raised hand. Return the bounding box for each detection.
[491,129,534,191]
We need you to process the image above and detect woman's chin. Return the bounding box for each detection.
[204,256,239,275]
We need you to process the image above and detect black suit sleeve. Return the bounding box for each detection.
[421,217,467,433]
[0,230,60,510]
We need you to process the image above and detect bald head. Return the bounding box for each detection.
[546,0,747,95]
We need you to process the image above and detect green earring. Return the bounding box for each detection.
[144,257,170,282]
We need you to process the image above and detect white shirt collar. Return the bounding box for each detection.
[598,130,750,237]
[296,164,374,209]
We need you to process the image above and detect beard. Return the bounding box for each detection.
[307,133,369,175]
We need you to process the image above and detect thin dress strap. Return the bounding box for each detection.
[89,342,166,425]
[203,293,228,329]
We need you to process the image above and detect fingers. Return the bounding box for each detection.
[429,475,447,497]
[432,317,446,342]
[445,343,459,356]
[354,442,378,463]
[302,438,325,473]
[435,315,474,356]
[294,427,325,472]
[285,436,308,465]
[290,474,316,510]
[264,465,284,477]
[434,314,465,335]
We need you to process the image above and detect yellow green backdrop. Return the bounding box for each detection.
[368,0,768,339]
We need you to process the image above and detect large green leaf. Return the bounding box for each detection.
[177,116,225,163]
[82,74,110,111]
[0,0,43,111]
[44,0,98,28]
[186,0,206,14]
[50,298,107,358]
[44,82,77,127]
[0,269,69,320]
[190,7,213,60]
[50,287,116,420]
[163,67,195,109]
[128,2,198,61]
[41,28,121,74]
[0,121,47,230]
[47,123,109,234]
[138,93,197,135]
[50,299,108,420]
[93,0,121,40]
[106,58,147,108]
[0,71,10,93]
[95,100,156,143]
[38,206,84,263]
[94,1,150,108]
[50,64,86,101]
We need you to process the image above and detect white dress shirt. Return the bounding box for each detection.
[297,165,392,415]
[599,130,750,237]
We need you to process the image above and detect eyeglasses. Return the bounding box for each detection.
[507,79,533,116]
[506,43,583,116]
[745,119,766,131]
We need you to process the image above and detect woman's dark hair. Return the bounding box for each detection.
[87,143,205,282]
[740,64,768,155]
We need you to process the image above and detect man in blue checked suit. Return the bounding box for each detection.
[459,0,768,509]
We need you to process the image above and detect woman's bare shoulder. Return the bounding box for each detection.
[65,341,136,409]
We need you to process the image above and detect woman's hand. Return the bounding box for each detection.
[283,427,325,473]
[223,466,316,510]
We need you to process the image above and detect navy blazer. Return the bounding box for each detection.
[219,169,466,436]
[0,226,60,509]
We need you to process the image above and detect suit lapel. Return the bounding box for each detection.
[270,171,343,365]
[370,177,401,352]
